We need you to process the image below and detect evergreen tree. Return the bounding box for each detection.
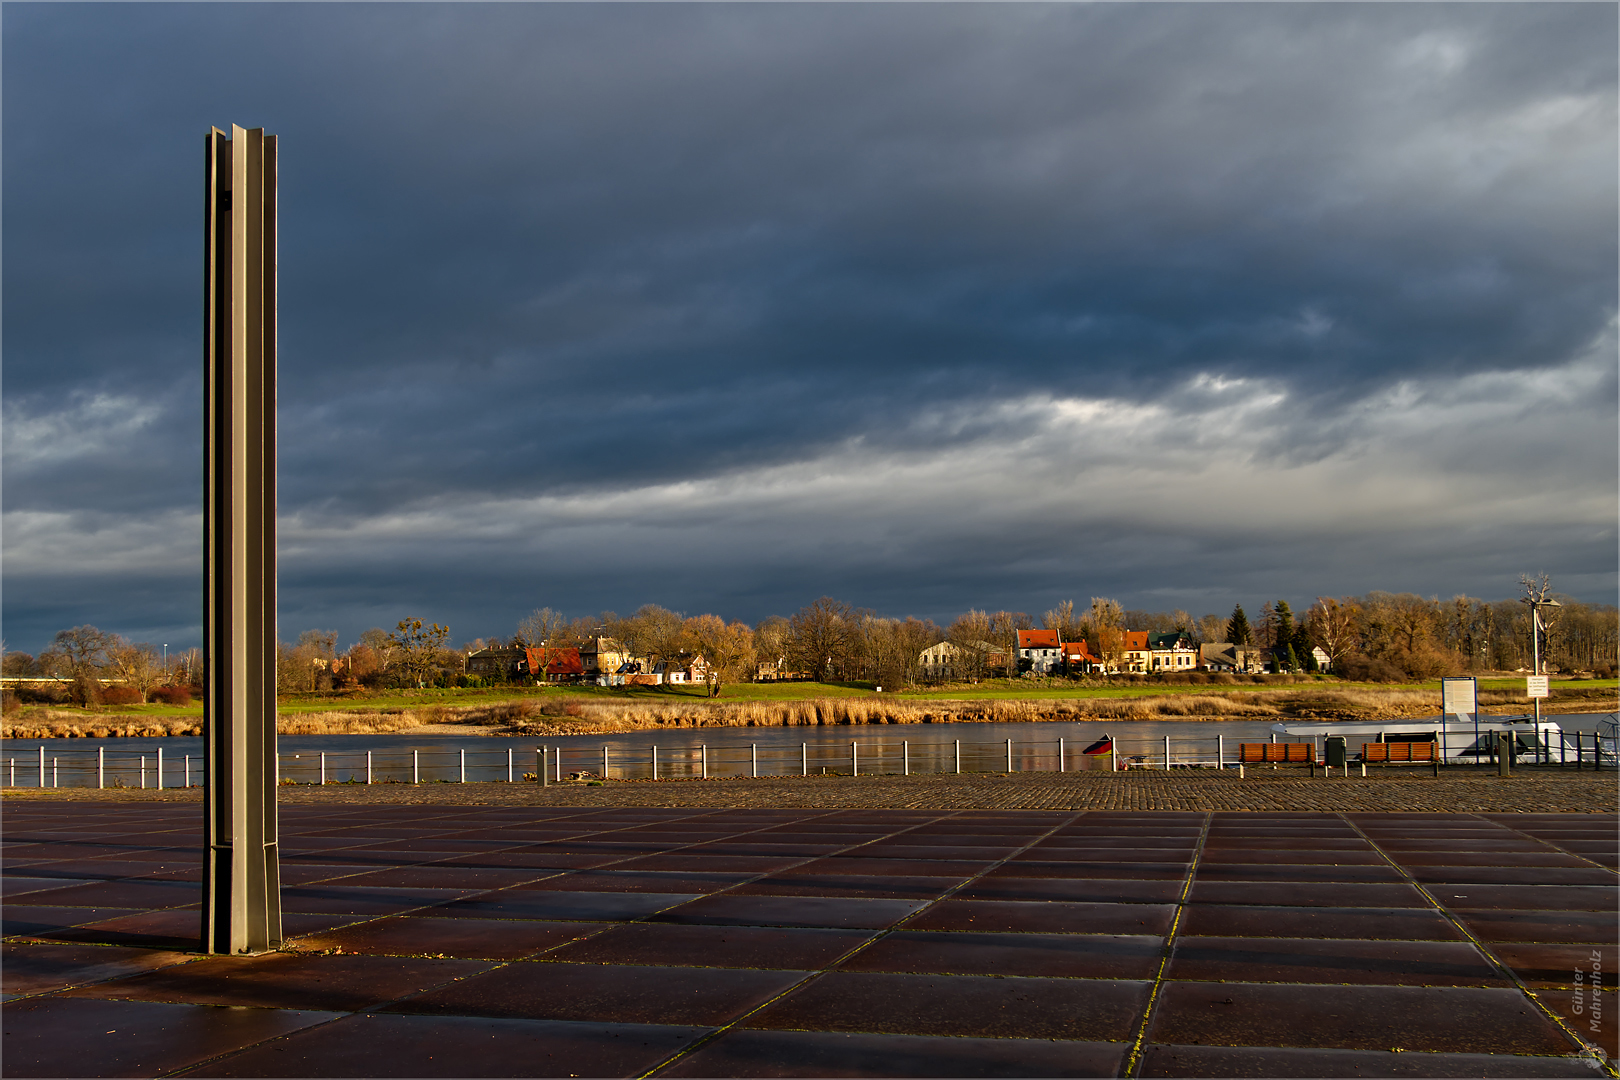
[1273,600,1296,658]
[1282,643,1300,673]
[1226,605,1251,646]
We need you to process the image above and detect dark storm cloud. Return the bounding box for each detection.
[3,3,1615,651]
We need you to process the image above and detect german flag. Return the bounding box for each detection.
[1081,734,1113,756]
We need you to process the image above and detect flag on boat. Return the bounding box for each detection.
[1081,735,1113,756]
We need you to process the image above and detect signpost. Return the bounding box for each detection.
[1442,676,1476,766]
[1525,675,1549,699]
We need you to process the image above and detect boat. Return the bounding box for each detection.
[1270,713,1617,766]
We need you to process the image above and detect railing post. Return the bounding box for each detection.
[955,739,961,774]
[1006,738,1013,773]
[157,747,164,790]
[651,745,657,780]
[141,755,147,789]
[187,754,192,788]
[701,745,708,779]
[99,746,105,790]
[460,748,466,783]
[1059,737,1065,773]
[752,744,758,778]
[801,742,807,776]
[413,749,419,784]
[366,750,372,785]
[39,746,45,789]
[320,752,326,785]
[1217,735,1223,769]
[510,747,515,783]
[1164,735,1171,770]
[852,741,858,777]
[540,747,549,787]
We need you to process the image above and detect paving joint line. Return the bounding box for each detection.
[1338,813,1617,1077]
[1119,811,1210,1079]
[637,808,1086,1079]
[150,806,868,1077]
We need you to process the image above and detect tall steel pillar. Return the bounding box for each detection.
[202,125,282,954]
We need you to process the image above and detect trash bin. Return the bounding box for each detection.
[1324,736,1347,769]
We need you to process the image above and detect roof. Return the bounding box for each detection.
[525,646,584,676]
[1018,629,1061,649]
[1061,641,1102,662]
[1123,631,1150,652]
[1146,632,1194,650]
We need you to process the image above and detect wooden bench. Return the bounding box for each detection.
[1238,742,1313,764]
[1361,741,1436,763]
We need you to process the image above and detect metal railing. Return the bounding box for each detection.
[4,727,1610,789]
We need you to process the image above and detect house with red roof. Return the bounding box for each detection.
[1017,628,1062,674]
[525,646,584,684]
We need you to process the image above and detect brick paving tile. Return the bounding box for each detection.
[3,802,1613,1078]
[1137,1044,1599,1077]
[659,1029,1128,1078]
[9,767,1615,811]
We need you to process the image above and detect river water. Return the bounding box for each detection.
[3,713,1613,789]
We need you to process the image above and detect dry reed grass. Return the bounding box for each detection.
[4,685,1607,741]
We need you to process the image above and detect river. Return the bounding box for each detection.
[3,713,1613,789]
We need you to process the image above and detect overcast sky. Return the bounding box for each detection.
[4,3,1616,654]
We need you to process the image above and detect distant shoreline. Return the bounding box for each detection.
[3,692,1612,741]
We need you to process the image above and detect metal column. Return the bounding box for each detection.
[202,124,282,955]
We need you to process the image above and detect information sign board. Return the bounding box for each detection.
[1525,675,1550,699]
[1441,677,1477,716]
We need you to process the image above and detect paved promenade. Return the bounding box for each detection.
[8,766,1618,812]
[2,794,1615,1077]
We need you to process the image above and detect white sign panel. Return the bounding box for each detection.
[1526,675,1550,699]
[1441,677,1477,716]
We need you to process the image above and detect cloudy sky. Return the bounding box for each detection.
[4,3,1616,654]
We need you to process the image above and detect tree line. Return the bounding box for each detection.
[6,576,1614,702]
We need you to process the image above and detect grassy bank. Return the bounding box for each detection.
[4,681,1612,740]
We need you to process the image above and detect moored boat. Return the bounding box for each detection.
[1270,714,1616,766]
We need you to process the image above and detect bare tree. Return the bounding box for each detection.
[752,615,791,678]
[625,605,687,663]
[45,625,115,704]
[948,610,993,681]
[105,638,163,702]
[1042,600,1078,643]
[516,608,569,647]
[386,619,450,688]
[1088,599,1125,673]
[1305,597,1359,671]
[684,614,757,696]
[788,597,854,682]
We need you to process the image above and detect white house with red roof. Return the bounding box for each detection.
[1018,628,1062,674]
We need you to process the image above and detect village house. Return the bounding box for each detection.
[1148,631,1199,673]
[464,646,528,680]
[1060,640,1105,675]
[652,654,711,686]
[578,636,633,677]
[524,646,584,684]
[1017,629,1062,674]
[919,640,995,681]
[1198,642,1275,674]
